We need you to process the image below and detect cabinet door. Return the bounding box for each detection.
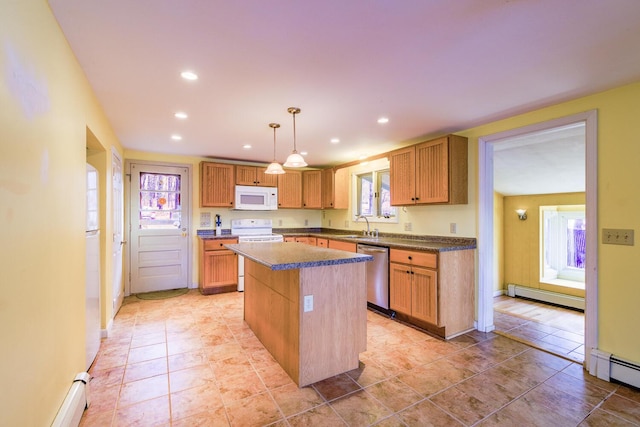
[277,170,302,208]
[302,170,322,209]
[411,266,437,324]
[415,138,449,204]
[295,236,316,245]
[389,262,412,316]
[256,167,278,187]
[321,168,335,208]
[389,146,416,205]
[202,250,237,289]
[316,238,328,248]
[200,162,235,207]
[235,165,257,186]
[327,240,356,252]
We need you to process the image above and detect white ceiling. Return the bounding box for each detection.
[48,0,640,194]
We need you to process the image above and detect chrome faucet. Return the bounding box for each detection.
[356,215,370,236]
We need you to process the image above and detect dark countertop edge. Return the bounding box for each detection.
[225,243,372,271]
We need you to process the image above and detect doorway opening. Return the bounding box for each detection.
[478,110,597,369]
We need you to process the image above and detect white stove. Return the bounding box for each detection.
[231,219,284,291]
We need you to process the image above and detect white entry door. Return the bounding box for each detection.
[112,149,124,312]
[129,162,190,294]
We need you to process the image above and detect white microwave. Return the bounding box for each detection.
[235,185,278,210]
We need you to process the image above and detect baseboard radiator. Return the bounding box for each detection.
[590,350,640,389]
[51,372,91,427]
[507,284,585,310]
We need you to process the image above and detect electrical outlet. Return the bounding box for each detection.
[278,219,283,226]
[404,222,412,231]
[450,223,457,234]
[304,219,308,226]
[303,295,314,312]
[602,228,634,245]
[345,220,349,228]
[328,219,332,227]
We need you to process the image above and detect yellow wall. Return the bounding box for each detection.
[0,1,123,425]
[457,82,640,363]
[503,193,586,297]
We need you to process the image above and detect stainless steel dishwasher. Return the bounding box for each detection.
[357,244,389,310]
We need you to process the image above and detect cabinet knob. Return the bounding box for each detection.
[406,270,410,274]
[408,256,412,260]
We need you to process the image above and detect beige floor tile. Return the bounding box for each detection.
[118,374,169,408]
[224,392,282,427]
[286,403,346,426]
[170,382,224,421]
[397,399,463,426]
[366,377,424,412]
[329,389,392,426]
[114,394,171,426]
[270,382,325,417]
[80,291,631,427]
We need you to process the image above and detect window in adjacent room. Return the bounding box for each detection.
[540,205,585,287]
[353,168,397,223]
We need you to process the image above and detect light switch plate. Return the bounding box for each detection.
[602,228,634,245]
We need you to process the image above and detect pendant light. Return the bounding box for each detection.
[265,123,285,174]
[283,107,307,167]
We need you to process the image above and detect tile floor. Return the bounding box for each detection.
[81,290,640,426]
[493,295,585,363]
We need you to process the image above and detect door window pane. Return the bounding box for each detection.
[139,173,181,229]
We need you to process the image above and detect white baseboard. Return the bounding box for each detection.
[507,283,584,310]
[101,318,113,338]
[590,349,640,389]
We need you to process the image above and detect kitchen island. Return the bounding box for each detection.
[225,242,372,387]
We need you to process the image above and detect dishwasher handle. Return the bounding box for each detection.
[357,244,388,254]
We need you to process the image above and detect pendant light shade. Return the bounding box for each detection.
[265,123,285,175]
[283,107,307,168]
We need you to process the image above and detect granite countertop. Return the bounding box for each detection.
[225,242,372,271]
[198,228,476,253]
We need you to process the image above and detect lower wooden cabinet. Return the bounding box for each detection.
[390,248,474,339]
[198,238,238,294]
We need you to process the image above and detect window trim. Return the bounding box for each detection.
[352,168,398,224]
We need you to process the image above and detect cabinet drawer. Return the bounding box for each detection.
[389,249,436,268]
[203,239,238,251]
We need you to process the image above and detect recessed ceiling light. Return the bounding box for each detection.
[243,144,252,149]
[330,138,340,144]
[180,71,198,80]
[377,117,389,124]
[171,134,182,141]
[174,112,188,119]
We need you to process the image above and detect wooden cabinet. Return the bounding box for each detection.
[235,165,278,187]
[198,238,238,294]
[277,170,302,208]
[285,236,317,245]
[302,170,322,209]
[322,168,348,209]
[390,135,468,206]
[389,248,474,339]
[328,239,357,253]
[200,162,235,207]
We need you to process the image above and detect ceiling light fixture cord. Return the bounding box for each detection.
[265,123,285,174]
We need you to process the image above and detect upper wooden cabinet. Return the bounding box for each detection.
[302,170,322,209]
[321,168,348,209]
[200,162,235,207]
[235,165,278,187]
[390,135,468,205]
[277,170,302,208]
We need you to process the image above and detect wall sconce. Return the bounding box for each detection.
[515,209,527,220]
